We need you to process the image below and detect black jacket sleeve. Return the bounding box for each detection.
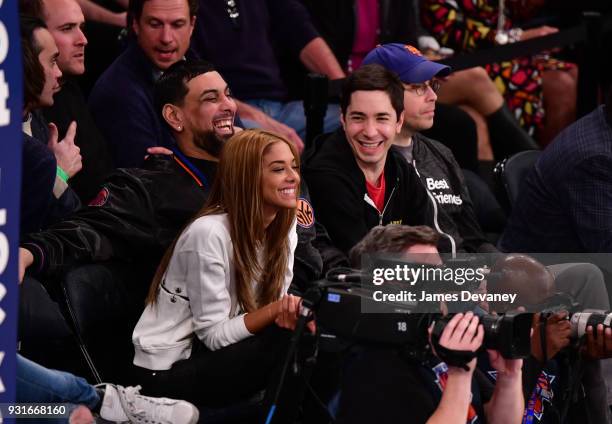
[292,180,349,293]
[312,220,350,273]
[21,169,161,278]
[304,168,371,255]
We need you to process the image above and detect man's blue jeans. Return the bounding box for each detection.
[17,354,99,422]
[241,99,341,140]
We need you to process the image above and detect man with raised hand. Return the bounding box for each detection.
[21,0,114,202]
[20,15,81,235]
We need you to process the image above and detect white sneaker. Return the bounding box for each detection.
[97,384,199,424]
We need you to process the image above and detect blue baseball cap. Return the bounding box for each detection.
[362,43,451,83]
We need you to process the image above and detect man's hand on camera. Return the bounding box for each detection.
[583,324,612,359]
[487,350,522,379]
[531,312,571,361]
[432,312,483,373]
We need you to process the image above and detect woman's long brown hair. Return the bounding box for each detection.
[146,130,299,312]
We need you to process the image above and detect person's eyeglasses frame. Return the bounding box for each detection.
[404,79,441,96]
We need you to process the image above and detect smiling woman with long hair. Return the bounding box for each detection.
[131,129,303,409]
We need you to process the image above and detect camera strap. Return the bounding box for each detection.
[430,317,479,370]
[430,343,478,371]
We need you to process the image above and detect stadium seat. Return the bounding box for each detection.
[494,150,541,210]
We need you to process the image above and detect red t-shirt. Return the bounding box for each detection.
[366,173,386,212]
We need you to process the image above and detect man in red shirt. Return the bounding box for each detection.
[303,64,433,254]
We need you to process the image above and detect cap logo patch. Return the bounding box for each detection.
[404,45,423,56]
[296,198,315,228]
[89,187,110,207]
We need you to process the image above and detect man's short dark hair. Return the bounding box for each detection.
[340,64,404,120]
[21,15,47,110]
[154,60,216,124]
[128,0,198,25]
[349,225,439,267]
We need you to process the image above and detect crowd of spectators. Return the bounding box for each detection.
[15,0,612,422]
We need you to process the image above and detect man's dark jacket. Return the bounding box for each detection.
[43,79,113,203]
[499,105,612,253]
[410,133,496,254]
[88,42,175,168]
[302,129,433,254]
[22,154,346,292]
[21,113,81,236]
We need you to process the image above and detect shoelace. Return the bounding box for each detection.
[119,385,174,423]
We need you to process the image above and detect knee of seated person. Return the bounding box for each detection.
[463,67,495,89]
[554,262,610,310]
[572,263,608,298]
[544,69,577,92]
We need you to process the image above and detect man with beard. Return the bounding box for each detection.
[19,60,345,302]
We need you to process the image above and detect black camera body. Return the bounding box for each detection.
[312,281,532,361]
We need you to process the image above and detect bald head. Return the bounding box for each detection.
[489,254,555,310]
[42,0,87,75]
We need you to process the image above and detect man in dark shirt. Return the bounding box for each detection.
[191,0,345,149]
[303,64,433,254]
[499,91,612,254]
[337,225,524,424]
[20,15,81,236]
[22,0,113,203]
[88,0,196,167]
[362,43,502,255]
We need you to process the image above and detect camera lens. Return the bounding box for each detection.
[481,312,532,359]
[570,311,612,339]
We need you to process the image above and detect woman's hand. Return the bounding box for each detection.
[274,294,301,330]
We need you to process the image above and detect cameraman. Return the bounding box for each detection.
[336,225,523,424]
[487,254,612,423]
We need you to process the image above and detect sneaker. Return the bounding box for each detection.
[97,384,199,424]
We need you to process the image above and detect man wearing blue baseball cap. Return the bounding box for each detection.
[364,43,612,424]
[362,43,502,255]
[364,43,538,159]
[363,43,451,85]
